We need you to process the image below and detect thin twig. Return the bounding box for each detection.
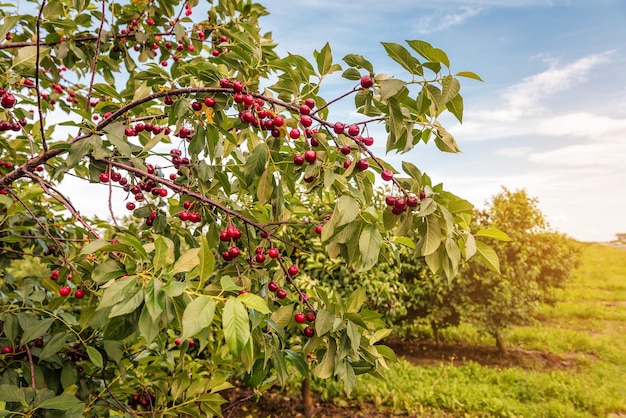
[24,344,37,387]
[85,0,107,115]
[35,0,48,152]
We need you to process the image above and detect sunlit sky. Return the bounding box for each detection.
[260,1,626,242]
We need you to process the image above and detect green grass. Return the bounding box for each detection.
[342,243,626,417]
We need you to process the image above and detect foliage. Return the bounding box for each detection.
[0,0,489,415]
[460,188,581,351]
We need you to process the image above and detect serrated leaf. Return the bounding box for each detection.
[257,168,274,206]
[343,54,373,72]
[315,309,335,336]
[314,42,337,75]
[381,42,422,75]
[358,224,382,271]
[199,236,215,286]
[86,346,103,368]
[181,296,216,340]
[421,213,442,256]
[38,332,67,360]
[237,293,270,314]
[314,339,336,379]
[456,71,483,81]
[270,304,294,328]
[378,78,406,101]
[442,76,461,105]
[0,384,25,403]
[36,394,83,411]
[172,248,200,273]
[446,93,464,123]
[476,240,500,273]
[475,227,511,241]
[12,45,50,69]
[20,318,54,346]
[104,122,132,156]
[223,298,250,357]
[144,278,165,320]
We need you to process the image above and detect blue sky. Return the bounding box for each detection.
[260,0,626,242]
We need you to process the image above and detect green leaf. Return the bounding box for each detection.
[244,143,267,180]
[346,287,366,314]
[91,260,126,284]
[314,339,336,379]
[402,161,422,182]
[445,92,464,123]
[381,42,422,75]
[285,349,309,377]
[36,394,83,411]
[86,346,103,368]
[456,71,483,81]
[98,276,138,309]
[181,296,216,340]
[476,240,501,273]
[104,122,132,157]
[199,236,215,285]
[222,298,250,357]
[257,169,274,206]
[475,228,512,241]
[315,309,335,336]
[343,54,373,72]
[0,384,25,403]
[434,123,460,153]
[20,318,54,346]
[237,293,271,314]
[138,305,160,344]
[109,290,144,317]
[421,214,442,256]
[378,78,406,101]
[358,224,382,271]
[38,332,67,360]
[342,68,362,81]
[393,236,415,249]
[270,304,294,328]
[406,40,450,67]
[442,76,461,105]
[144,278,165,320]
[314,42,339,75]
[172,248,200,273]
[12,45,50,69]
[153,235,175,271]
[335,195,359,227]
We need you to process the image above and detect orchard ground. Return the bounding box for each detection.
[222,242,626,417]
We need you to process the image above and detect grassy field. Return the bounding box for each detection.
[335,243,626,417]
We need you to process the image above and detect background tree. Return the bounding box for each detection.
[0,0,491,415]
[460,188,581,353]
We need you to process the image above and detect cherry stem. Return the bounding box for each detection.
[313,87,359,116]
[84,0,107,116]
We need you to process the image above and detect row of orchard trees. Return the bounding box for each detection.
[0,0,503,416]
[296,187,580,354]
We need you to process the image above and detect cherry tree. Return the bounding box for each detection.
[0,0,492,415]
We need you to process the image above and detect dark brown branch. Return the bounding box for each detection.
[24,344,37,387]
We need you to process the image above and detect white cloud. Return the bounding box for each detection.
[496,147,532,157]
[415,7,483,34]
[536,112,626,140]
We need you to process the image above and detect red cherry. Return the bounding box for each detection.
[303,326,315,338]
[183,200,193,209]
[273,115,285,127]
[287,265,299,276]
[304,98,316,109]
[347,124,360,137]
[268,281,279,292]
[228,246,240,258]
[1,345,13,354]
[293,155,305,166]
[420,191,427,199]
[289,129,301,139]
[299,104,311,115]
[50,270,59,280]
[219,230,230,241]
[174,338,181,346]
[178,211,190,221]
[361,137,374,146]
[333,122,345,134]
[74,289,85,299]
[407,195,419,207]
[192,101,202,111]
[300,115,313,128]
[255,253,266,263]
[99,172,110,183]
[360,75,373,89]
[381,169,394,181]
[305,311,316,322]
[304,150,317,163]
[314,225,323,234]
[1,93,17,109]
[343,160,352,169]
[356,159,369,171]
[219,78,231,88]
[126,202,136,210]
[268,248,279,258]
[189,212,201,223]
[59,286,71,297]
[276,289,287,299]
[294,313,306,323]
[340,145,351,155]
[385,196,397,206]
[232,80,244,92]
[204,97,216,107]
